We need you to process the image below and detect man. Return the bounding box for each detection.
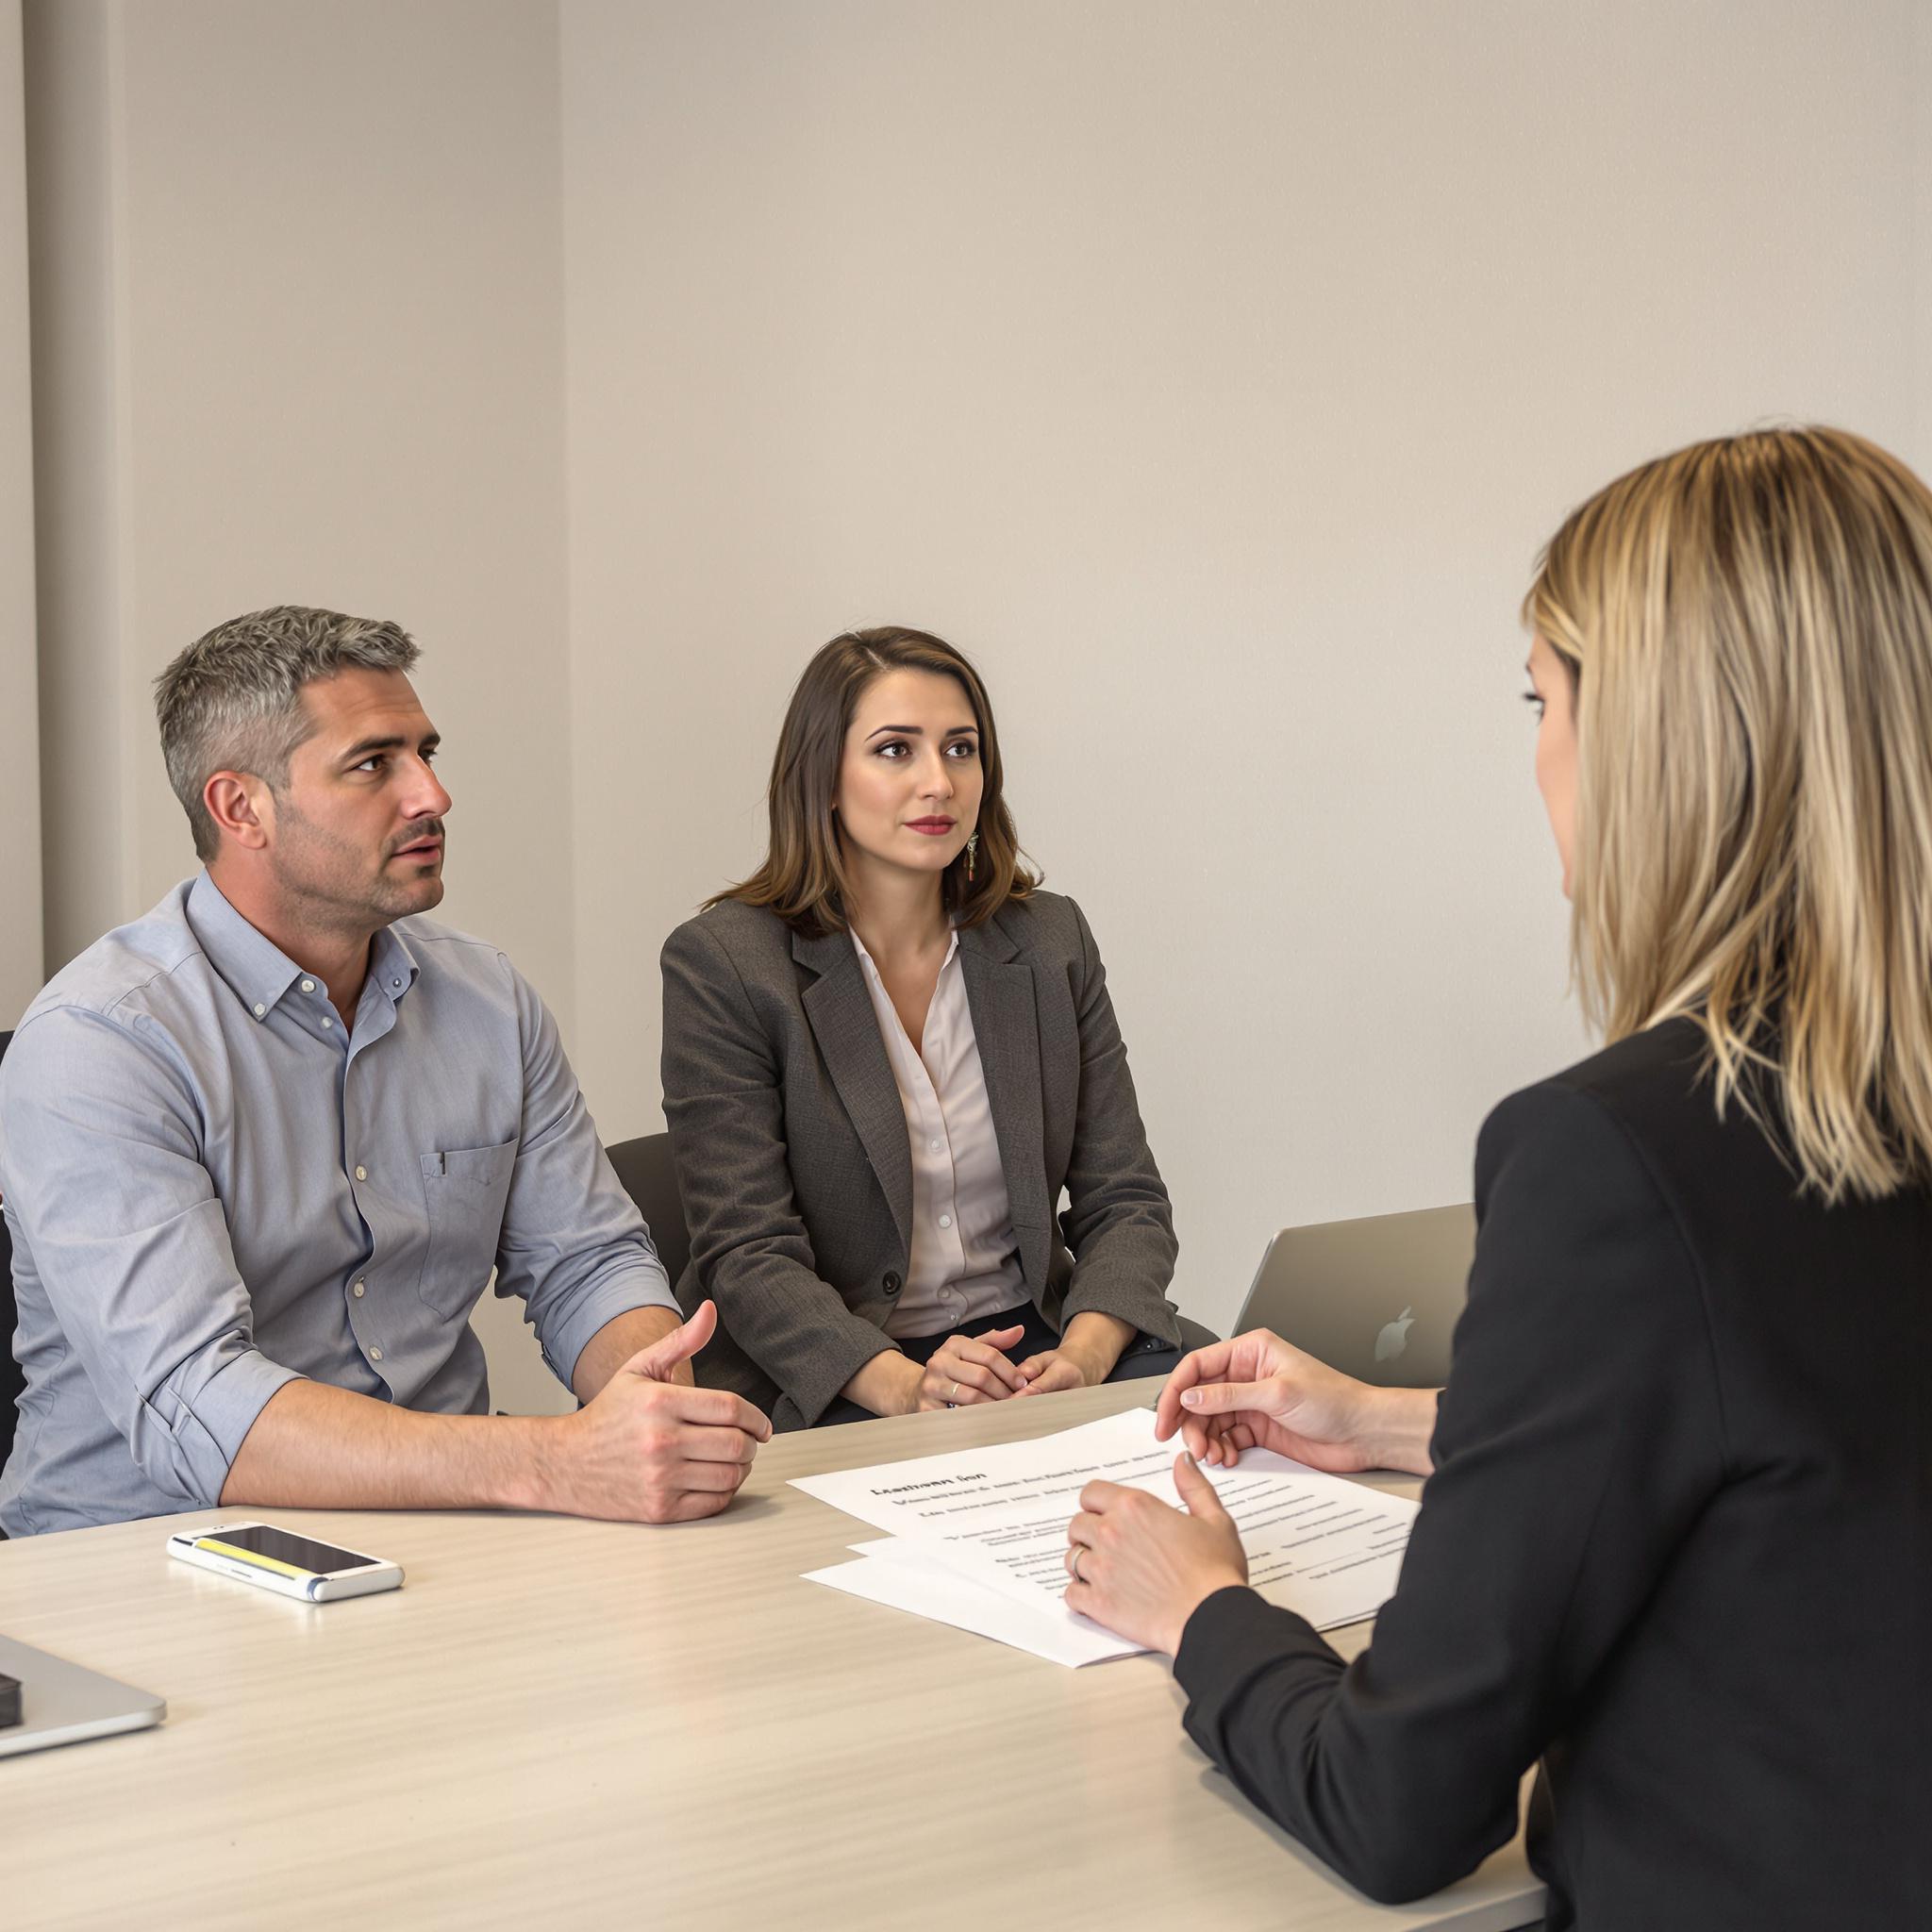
[0,606,768,1535]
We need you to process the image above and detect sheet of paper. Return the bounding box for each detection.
[792,1406,1416,1636]
[804,1539,1141,1668]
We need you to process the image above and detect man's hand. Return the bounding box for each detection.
[548,1301,772,1523]
[1063,1453,1250,1654]
[221,1301,770,1521]
[1154,1327,1438,1476]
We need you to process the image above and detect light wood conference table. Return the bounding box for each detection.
[2,1381,1543,1931]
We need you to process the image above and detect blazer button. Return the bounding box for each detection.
[882,1272,902,1296]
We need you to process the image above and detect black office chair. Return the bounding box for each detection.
[604,1132,691,1293]
[0,1028,19,1469]
[1170,1312,1219,1356]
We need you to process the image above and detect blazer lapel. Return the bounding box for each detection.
[794,927,913,1251]
[958,914,1052,1286]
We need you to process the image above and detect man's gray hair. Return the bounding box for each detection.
[155,605,421,860]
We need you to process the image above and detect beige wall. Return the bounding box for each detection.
[16,2,1932,1385]
[0,0,40,1027]
[559,0,1929,1335]
[26,0,575,1011]
[24,0,577,1407]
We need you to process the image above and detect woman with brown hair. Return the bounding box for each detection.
[660,627,1195,1429]
[1064,428,1930,1927]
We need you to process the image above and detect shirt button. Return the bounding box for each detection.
[369,1346,384,1363]
[939,1214,953,1229]
[352,1280,366,1298]
[301,979,315,993]
[321,1016,333,1029]
[928,1139,941,1153]
[252,1003,266,1018]
[355,1165,368,1181]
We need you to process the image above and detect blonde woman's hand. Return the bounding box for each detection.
[1154,1328,1438,1476]
[1064,1453,1250,1654]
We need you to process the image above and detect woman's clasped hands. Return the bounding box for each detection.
[909,1319,1124,1410]
[913,1324,1031,1409]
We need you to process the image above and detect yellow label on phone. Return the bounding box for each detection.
[193,1537,310,1580]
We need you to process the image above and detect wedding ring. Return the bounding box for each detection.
[1069,1546,1086,1584]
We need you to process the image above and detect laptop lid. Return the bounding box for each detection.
[0,1634,165,1758]
[1234,1204,1476,1389]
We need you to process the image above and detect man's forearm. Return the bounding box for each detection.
[569,1305,685,1403]
[220,1380,564,1512]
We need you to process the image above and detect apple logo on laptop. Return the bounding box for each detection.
[1375,1307,1415,1363]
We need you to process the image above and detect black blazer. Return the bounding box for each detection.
[660,891,1181,1428]
[1174,1018,1928,1930]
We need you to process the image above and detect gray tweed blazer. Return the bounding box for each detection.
[659,891,1180,1429]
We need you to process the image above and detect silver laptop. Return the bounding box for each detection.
[0,1634,165,1758]
[1234,1204,1476,1390]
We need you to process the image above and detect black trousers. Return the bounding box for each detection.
[814,1301,1181,1427]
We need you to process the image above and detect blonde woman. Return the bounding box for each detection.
[1065,428,1930,1927]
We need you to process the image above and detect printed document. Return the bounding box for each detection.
[804,1539,1141,1668]
[797,1406,1417,1664]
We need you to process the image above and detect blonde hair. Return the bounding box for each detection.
[1524,426,1932,1202]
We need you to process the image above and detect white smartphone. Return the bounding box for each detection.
[166,1522,404,1602]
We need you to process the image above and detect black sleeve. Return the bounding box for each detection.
[1172,1079,1728,1904]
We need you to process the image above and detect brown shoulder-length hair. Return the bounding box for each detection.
[710,626,1039,937]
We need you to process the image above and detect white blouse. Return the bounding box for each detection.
[850,929,1026,1339]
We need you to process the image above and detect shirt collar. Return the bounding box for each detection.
[187,871,421,1023]
[188,873,308,1022]
[368,924,421,1008]
[850,925,960,982]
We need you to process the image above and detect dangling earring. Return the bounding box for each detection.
[964,833,978,882]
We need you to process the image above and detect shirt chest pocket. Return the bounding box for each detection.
[418,1140,518,1318]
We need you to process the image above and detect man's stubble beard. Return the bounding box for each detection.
[271,794,446,935]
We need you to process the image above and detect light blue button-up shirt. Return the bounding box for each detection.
[0,874,674,1535]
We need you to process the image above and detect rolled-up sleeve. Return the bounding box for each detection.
[0,1009,303,1508]
[493,968,675,1391]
